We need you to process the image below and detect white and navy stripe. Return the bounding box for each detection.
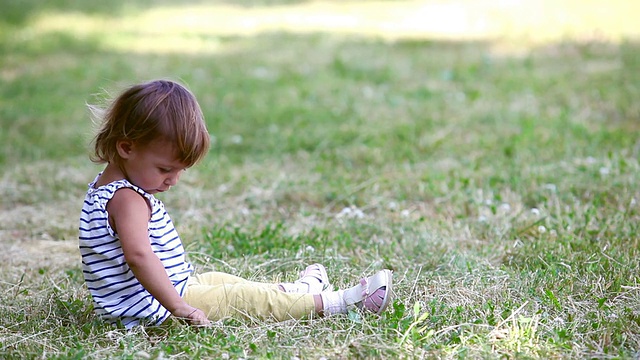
[79,175,193,329]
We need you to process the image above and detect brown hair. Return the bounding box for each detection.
[90,80,210,167]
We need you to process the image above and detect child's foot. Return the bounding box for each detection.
[279,263,332,294]
[344,269,393,315]
[321,269,393,315]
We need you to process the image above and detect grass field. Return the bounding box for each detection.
[1,0,640,358]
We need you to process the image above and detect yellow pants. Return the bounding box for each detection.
[184,272,316,321]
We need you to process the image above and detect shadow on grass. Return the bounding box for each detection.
[0,0,318,26]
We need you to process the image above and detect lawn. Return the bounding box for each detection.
[1,0,639,358]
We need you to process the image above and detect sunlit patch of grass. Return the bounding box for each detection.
[5,0,640,57]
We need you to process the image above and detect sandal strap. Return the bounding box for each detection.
[360,278,368,296]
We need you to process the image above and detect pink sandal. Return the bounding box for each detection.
[343,269,393,315]
[280,263,332,294]
[296,263,331,293]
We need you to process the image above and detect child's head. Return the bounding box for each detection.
[91,80,210,168]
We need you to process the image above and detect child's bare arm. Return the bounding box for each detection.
[108,188,210,325]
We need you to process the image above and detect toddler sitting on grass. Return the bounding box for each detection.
[79,79,393,328]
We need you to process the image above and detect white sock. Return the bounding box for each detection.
[320,290,347,315]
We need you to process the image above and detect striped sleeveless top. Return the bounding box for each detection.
[79,174,193,329]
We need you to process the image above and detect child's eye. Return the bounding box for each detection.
[159,168,172,173]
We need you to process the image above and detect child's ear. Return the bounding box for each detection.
[116,140,134,159]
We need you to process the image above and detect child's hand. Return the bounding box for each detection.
[173,305,211,326]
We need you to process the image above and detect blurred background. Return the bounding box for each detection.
[1,0,638,161]
[3,0,638,48]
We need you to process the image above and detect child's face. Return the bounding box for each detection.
[118,140,187,194]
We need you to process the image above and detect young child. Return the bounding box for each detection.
[79,79,393,329]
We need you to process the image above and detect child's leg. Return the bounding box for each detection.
[184,281,316,321]
[192,265,331,294]
[184,269,393,321]
[189,271,280,289]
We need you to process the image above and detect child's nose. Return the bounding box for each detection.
[165,174,179,186]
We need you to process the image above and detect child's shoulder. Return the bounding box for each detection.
[87,175,152,203]
[90,177,135,194]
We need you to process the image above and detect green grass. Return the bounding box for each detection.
[2,0,640,358]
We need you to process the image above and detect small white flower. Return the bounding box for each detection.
[537,225,547,233]
[362,86,375,99]
[305,245,315,253]
[531,208,540,216]
[336,206,364,219]
[231,135,243,144]
[388,201,398,210]
[454,91,466,102]
[252,67,273,79]
[499,203,511,212]
[400,209,410,217]
[336,207,352,218]
[599,167,610,176]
